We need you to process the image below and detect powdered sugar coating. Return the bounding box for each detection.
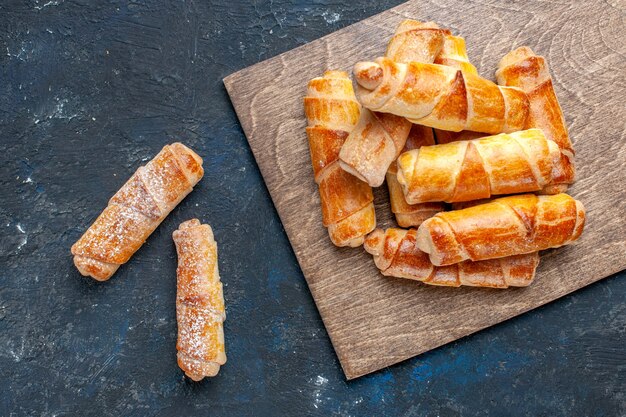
[173,219,226,380]
[71,143,204,280]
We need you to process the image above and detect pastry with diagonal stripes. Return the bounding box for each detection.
[338,20,446,187]
[71,143,204,281]
[304,70,376,247]
[354,57,529,134]
[496,46,575,193]
[396,129,561,204]
[365,228,539,288]
[416,194,585,266]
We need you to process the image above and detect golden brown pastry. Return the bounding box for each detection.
[173,219,226,380]
[432,32,483,143]
[304,70,376,247]
[417,193,585,266]
[434,33,478,75]
[338,20,447,187]
[387,125,444,227]
[396,129,561,204]
[71,143,204,281]
[496,47,575,193]
[365,228,539,288]
[354,57,529,134]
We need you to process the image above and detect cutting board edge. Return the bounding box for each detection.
[222,0,414,88]
[340,267,624,379]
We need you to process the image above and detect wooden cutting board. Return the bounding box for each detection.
[224,0,626,379]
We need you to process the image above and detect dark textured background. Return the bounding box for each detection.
[0,1,624,416]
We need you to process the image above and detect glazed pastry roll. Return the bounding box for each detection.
[386,125,444,227]
[417,194,585,266]
[353,57,529,134]
[304,71,376,247]
[365,228,539,288]
[338,20,447,187]
[71,143,204,281]
[496,47,575,193]
[396,129,561,204]
[173,219,226,380]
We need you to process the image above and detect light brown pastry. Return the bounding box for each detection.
[304,70,376,247]
[354,57,529,134]
[496,47,574,193]
[173,219,226,380]
[71,143,204,281]
[387,125,445,227]
[417,193,585,266]
[397,129,561,204]
[365,228,539,288]
[339,110,411,187]
[338,20,447,187]
[385,20,448,64]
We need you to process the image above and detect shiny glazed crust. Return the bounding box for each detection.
[374,20,446,226]
[396,128,561,204]
[416,194,586,265]
[496,46,575,191]
[354,57,529,134]
[365,228,539,288]
[71,143,204,281]
[304,71,376,247]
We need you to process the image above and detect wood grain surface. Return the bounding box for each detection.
[224,0,626,379]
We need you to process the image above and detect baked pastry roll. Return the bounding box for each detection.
[71,143,204,281]
[417,193,585,266]
[173,219,226,380]
[396,129,561,204]
[338,20,446,187]
[304,70,376,247]
[496,47,575,193]
[354,57,529,134]
[365,228,539,288]
[387,125,444,227]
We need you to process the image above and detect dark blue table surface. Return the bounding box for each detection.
[1,1,624,416]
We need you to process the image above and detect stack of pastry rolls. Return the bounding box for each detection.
[304,19,585,288]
